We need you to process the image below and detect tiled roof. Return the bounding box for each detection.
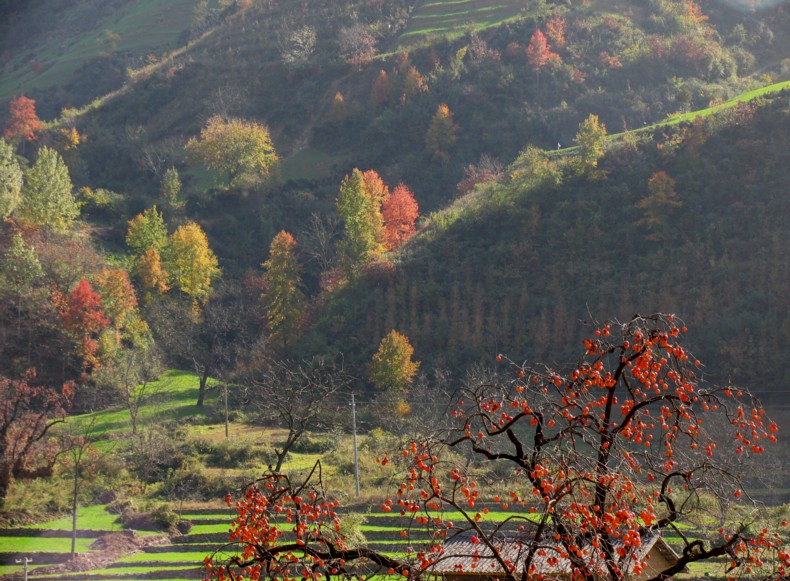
[426,532,678,577]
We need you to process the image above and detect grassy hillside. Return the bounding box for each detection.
[307,90,790,405]
[0,0,202,113]
[399,0,526,44]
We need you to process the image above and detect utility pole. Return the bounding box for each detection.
[351,393,360,496]
[15,558,32,581]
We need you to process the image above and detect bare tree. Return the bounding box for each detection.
[91,346,163,433]
[299,212,340,275]
[241,358,352,472]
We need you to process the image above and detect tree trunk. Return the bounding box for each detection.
[71,470,78,559]
[274,429,303,473]
[196,368,209,407]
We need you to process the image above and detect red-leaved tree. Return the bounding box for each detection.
[382,184,419,251]
[3,96,45,142]
[0,370,73,508]
[205,315,789,581]
[56,279,111,369]
[526,30,559,85]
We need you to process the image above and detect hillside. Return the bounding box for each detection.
[0,0,788,391]
[307,90,790,405]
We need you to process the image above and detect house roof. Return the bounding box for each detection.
[426,532,681,578]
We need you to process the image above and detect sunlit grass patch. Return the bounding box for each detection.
[23,505,120,531]
[0,537,97,552]
[280,148,347,182]
[399,0,524,43]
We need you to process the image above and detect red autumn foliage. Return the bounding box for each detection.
[0,369,73,506]
[56,279,111,369]
[206,314,789,581]
[3,96,45,142]
[382,184,419,251]
[546,16,567,48]
[526,30,558,73]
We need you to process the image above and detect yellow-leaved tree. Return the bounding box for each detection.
[166,221,220,308]
[185,116,278,190]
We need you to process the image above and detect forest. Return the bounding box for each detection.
[0,0,789,580]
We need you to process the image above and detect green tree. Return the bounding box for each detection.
[337,169,384,270]
[167,221,221,307]
[126,206,168,257]
[160,167,185,219]
[368,330,419,393]
[262,231,305,351]
[185,116,278,190]
[1,235,43,336]
[18,147,79,233]
[637,171,683,240]
[425,103,458,162]
[573,113,607,176]
[0,138,23,219]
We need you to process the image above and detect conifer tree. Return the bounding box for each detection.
[126,206,168,257]
[573,113,607,176]
[262,231,305,351]
[425,104,458,162]
[19,147,79,233]
[369,330,419,393]
[0,138,23,219]
[3,96,44,142]
[382,184,419,251]
[337,169,384,270]
[167,221,221,308]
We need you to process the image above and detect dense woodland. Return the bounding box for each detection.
[0,1,790,576]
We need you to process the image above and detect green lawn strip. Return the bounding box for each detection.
[0,564,49,576]
[64,370,219,440]
[77,564,201,574]
[0,537,96,552]
[607,79,790,142]
[23,505,120,531]
[188,523,235,535]
[117,551,223,564]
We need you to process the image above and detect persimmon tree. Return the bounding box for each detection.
[206,314,789,581]
[0,369,73,508]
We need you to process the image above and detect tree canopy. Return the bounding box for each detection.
[206,314,789,581]
[18,147,79,233]
[167,221,221,307]
[185,116,278,190]
[0,139,23,219]
[262,231,305,351]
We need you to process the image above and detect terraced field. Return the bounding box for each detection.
[399,0,525,44]
[0,0,200,101]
